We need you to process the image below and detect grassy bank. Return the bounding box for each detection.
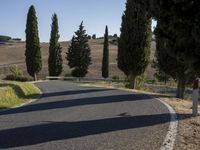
[0,81,41,109]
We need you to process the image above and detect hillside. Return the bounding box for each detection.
[0,39,156,79]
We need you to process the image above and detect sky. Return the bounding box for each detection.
[0,0,157,42]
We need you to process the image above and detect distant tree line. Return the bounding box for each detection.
[0,36,22,43]
[0,36,11,42]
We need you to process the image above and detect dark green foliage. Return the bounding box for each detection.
[5,65,33,82]
[87,35,92,40]
[48,13,63,76]
[149,0,200,75]
[155,21,194,98]
[113,34,118,38]
[12,38,21,41]
[148,0,200,98]
[66,22,91,77]
[25,5,42,81]
[154,70,170,84]
[0,35,11,42]
[118,0,152,88]
[92,34,96,39]
[102,26,109,78]
[5,75,33,82]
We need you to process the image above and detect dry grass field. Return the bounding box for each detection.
[0,39,156,79]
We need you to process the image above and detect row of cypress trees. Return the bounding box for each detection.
[25,5,110,80]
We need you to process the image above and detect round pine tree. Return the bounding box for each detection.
[66,22,91,77]
[118,0,151,89]
[48,13,63,76]
[25,5,42,81]
[102,25,109,78]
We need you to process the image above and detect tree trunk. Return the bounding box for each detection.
[34,73,37,81]
[129,73,136,89]
[176,77,186,99]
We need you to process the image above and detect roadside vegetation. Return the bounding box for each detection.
[0,81,41,109]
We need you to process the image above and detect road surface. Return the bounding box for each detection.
[0,81,171,150]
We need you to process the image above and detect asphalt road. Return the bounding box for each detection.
[0,81,170,150]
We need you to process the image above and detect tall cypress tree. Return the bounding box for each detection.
[25,5,42,81]
[149,0,200,98]
[48,13,63,76]
[155,20,194,99]
[102,26,109,78]
[66,22,91,77]
[118,0,151,88]
[150,0,200,74]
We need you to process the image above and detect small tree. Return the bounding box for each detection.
[102,26,109,78]
[118,0,151,89]
[66,22,91,77]
[113,34,118,38]
[25,5,42,81]
[92,34,96,39]
[48,13,63,76]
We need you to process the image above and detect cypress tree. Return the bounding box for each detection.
[149,0,200,98]
[66,22,91,77]
[25,5,42,81]
[118,0,151,89]
[48,13,63,76]
[102,26,109,78]
[150,0,200,75]
[155,21,194,99]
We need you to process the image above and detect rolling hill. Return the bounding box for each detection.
[0,39,156,80]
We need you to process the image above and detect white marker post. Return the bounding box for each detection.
[192,78,199,117]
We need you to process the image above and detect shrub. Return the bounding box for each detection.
[5,65,33,82]
[112,75,120,81]
[136,73,147,88]
[10,65,23,77]
[5,75,33,82]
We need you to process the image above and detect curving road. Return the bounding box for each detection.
[0,81,171,150]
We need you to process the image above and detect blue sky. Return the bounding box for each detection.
[0,0,156,42]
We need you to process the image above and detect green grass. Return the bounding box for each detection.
[0,81,41,109]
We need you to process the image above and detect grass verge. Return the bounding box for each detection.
[81,81,200,150]
[0,81,41,109]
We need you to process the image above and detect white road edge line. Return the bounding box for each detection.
[156,98,178,150]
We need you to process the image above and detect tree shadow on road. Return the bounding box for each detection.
[0,91,152,116]
[41,88,113,98]
[0,113,192,149]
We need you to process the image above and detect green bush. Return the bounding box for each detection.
[5,65,33,82]
[125,73,147,89]
[10,65,23,77]
[112,75,120,81]
[5,75,33,82]
[136,73,147,88]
